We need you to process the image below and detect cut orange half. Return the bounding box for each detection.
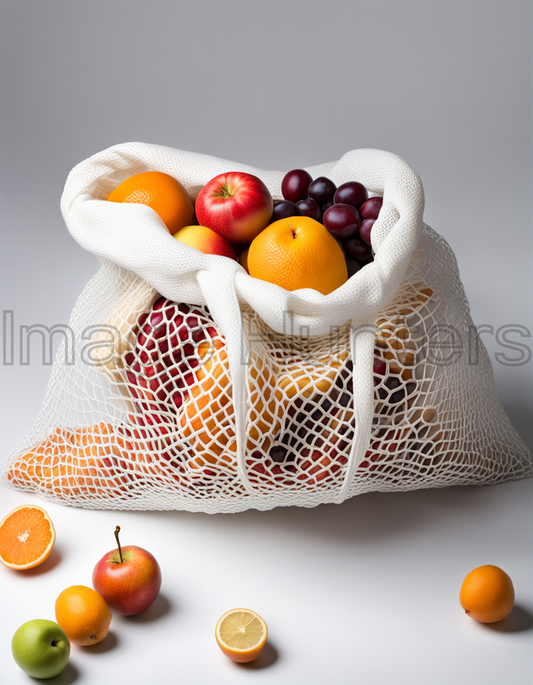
[215,608,268,663]
[0,504,56,570]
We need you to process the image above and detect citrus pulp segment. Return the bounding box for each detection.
[0,505,55,570]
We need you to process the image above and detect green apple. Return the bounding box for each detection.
[12,619,70,679]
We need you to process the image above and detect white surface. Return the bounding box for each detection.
[0,480,532,684]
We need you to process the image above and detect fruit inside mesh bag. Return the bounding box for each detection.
[8,276,442,499]
[122,297,348,484]
[6,285,437,499]
[119,292,432,489]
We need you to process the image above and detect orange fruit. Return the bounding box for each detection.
[459,565,515,623]
[248,216,348,294]
[6,423,141,499]
[55,585,112,646]
[179,339,284,472]
[215,608,268,663]
[107,171,194,234]
[0,505,55,570]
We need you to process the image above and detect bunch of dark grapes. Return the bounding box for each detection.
[272,169,384,277]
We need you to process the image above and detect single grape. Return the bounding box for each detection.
[311,408,323,422]
[323,203,360,238]
[269,445,288,463]
[308,176,337,204]
[271,200,298,223]
[384,378,416,405]
[296,198,322,221]
[343,235,373,263]
[360,196,383,220]
[346,259,361,278]
[359,218,375,246]
[373,359,387,375]
[385,376,402,391]
[377,385,388,401]
[282,169,313,203]
[334,181,368,209]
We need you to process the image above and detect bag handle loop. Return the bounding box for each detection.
[335,317,376,503]
[195,268,256,494]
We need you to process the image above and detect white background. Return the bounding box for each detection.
[1,1,532,683]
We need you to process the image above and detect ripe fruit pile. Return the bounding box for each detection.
[276,169,379,278]
[114,283,443,492]
[4,157,524,680]
[123,297,221,429]
[106,166,382,295]
[4,504,268,676]
[6,513,164,678]
[3,499,520,680]
[8,278,437,499]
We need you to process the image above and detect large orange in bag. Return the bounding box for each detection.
[248,216,348,294]
[107,171,194,234]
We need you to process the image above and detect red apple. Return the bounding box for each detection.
[173,225,237,260]
[195,171,273,244]
[92,527,162,616]
[124,297,222,428]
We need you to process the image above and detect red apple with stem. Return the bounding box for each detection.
[195,171,273,244]
[92,526,162,616]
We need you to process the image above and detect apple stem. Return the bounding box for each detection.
[114,526,123,564]
[222,183,234,199]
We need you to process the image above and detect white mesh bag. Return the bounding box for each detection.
[2,142,531,512]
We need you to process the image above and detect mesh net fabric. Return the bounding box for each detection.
[2,143,531,512]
